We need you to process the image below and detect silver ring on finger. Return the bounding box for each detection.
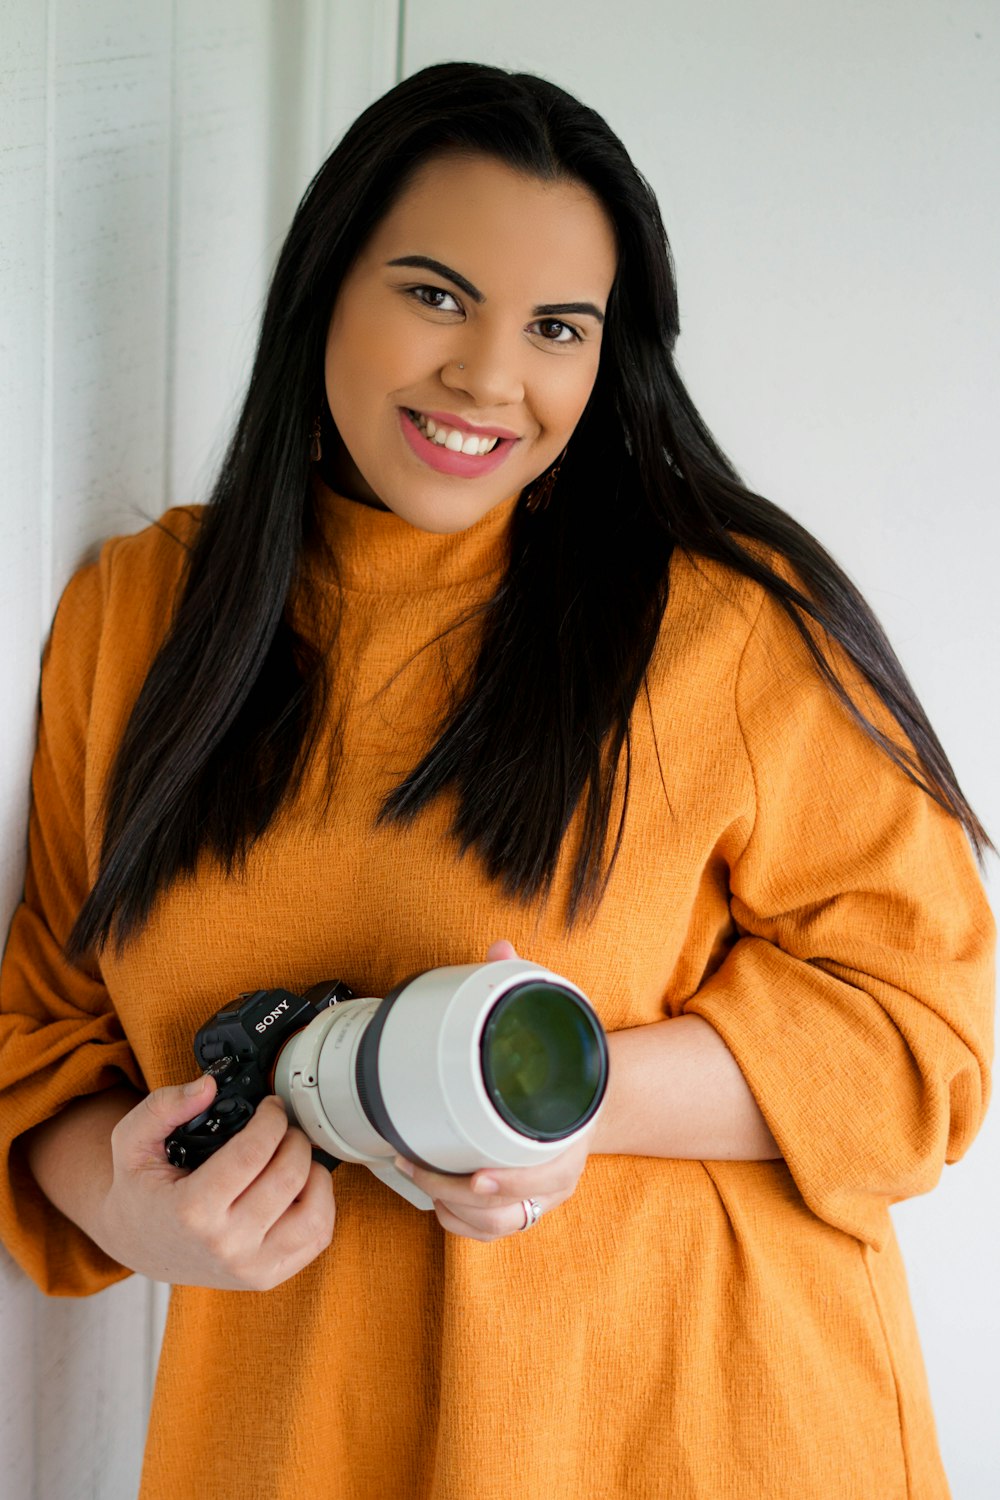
[519,1197,542,1232]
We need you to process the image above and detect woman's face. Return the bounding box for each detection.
[323,152,618,533]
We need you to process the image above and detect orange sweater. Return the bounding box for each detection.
[0,490,994,1499]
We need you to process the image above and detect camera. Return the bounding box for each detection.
[164,978,354,1170]
[165,959,609,1209]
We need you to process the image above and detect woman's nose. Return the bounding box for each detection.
[440,332,525,409]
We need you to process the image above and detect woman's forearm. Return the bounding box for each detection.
[23,1085,142,1241]
[593,1015,781,1161]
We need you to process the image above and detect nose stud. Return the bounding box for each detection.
[458,363,465,370]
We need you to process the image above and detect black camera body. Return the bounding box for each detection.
[165,978,355,1169]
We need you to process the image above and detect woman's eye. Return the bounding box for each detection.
[533,319,582,344]
[409,285,461,313]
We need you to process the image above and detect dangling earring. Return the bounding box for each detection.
[310,414,322,462]
[525,446,567,513]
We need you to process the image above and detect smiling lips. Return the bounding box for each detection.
[399,407,519,478]
[410,410,501,455]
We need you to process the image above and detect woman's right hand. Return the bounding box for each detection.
[93,1074,336,1290]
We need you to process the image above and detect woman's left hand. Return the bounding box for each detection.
[393,939,595,1241]
[394,1131,593,1242]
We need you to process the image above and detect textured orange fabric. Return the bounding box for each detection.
[0,491,994,1499]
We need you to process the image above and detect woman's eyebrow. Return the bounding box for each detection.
[535,300,605,325]
[385,255,605,324]
[387,255,484,302]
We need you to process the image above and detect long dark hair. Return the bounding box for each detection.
[69,61,989,958]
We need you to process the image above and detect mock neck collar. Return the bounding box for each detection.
[311,479,521,594]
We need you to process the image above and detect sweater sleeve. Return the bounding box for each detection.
[0,554,145,1296]
[685,586,995,1249]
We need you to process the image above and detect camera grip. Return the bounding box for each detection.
[165,1094,256,1168]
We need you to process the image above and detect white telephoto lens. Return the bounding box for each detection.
[273,959,608,1208]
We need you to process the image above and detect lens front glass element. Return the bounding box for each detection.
[480,982,607,1140]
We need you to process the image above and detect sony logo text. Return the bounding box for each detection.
[255,999,291,1033]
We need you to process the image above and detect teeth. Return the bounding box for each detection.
[409,410,500,456]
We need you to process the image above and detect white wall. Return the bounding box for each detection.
[0,3,399,1495]
[1,2,996,1495]
[405,3,1000,1493]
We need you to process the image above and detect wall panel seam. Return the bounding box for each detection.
[396,0,407,83]
[162,0,180,522]
[39,0,56,638]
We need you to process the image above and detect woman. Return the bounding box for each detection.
[0,60,993,1500]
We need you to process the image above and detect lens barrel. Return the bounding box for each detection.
[276,960,608,1199]
[351,960,608,1174]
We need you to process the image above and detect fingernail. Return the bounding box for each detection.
[394,1157,415,1178]
[475,1175,500,1194]
[183,1077,206,1096]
